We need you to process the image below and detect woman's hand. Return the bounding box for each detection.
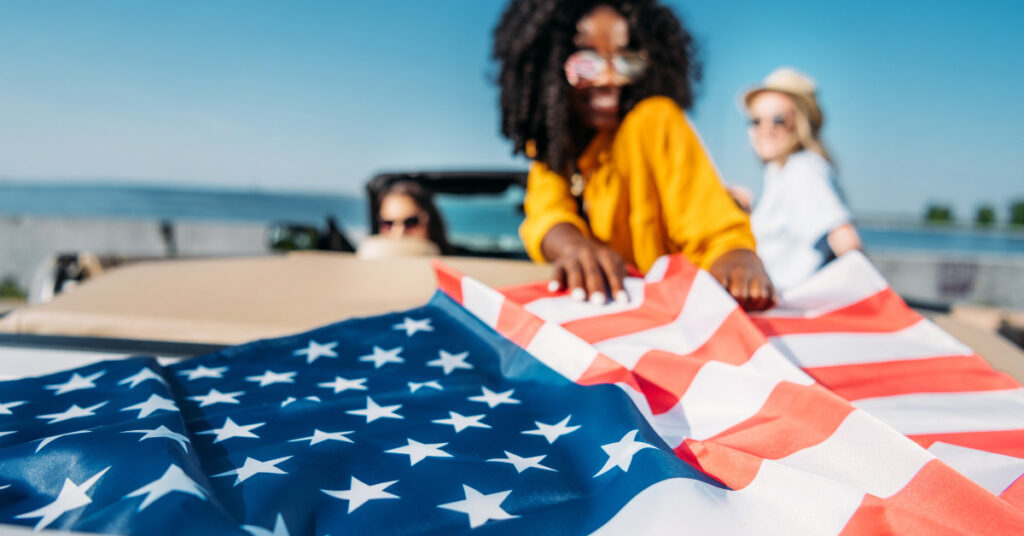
[541,223,628,304]
[708,248,776,311]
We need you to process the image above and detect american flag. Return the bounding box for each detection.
[435,251,1024,534]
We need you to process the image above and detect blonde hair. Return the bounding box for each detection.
[791,99,832,164]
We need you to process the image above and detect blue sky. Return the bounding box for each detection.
[0,0,1021,219]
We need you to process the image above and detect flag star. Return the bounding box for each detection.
[427,350,473,375]
[318,376,368,394]
[293,340,339,364]
[289,429,354,446]
[322,477,399,514]
[358,346,405,369]
[44,371,105,395]
[246,370,296,387]
[438,485,518,529]
[36,401,108,424]
[242,513,291,536]
[14,467,109,531]
[346,397,403,423]
[35,431,91,453]
[117,368,167,389]
[281,396,323,408]
[125,464,207,511]
[593,429,655,477]
[0,484,8,490]
[198,417,265,443]
[188,388,245,407]
[408,380,443,393]
[392,316,433,337]
[0,431,14,438]
[177,364,228,381]
[123,425,191,451]
[468,386,520,408]
[121,394,179,419]
[433,412,491,433]
[0,400,26,415]
[522,415,580,444]
[385,438,452,466]
[213,456,292,487]
[487,451,556,473]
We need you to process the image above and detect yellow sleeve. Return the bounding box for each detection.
[519,160,591,263]
[629,97,756,270]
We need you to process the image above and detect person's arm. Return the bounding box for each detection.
[827,223,862,256]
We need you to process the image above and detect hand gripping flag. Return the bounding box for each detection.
[434,251,1024,534]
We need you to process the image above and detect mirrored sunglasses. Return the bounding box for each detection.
[564,50,648,87]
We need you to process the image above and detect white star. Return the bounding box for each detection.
[123,425,191,452]
[438,485,518,529]
[117,368,167,389]
[468,386,520,408]
[0,484,8,490]
[44,371,105,395]
[346,397,403,423]
[487,451,556,473]
[593,429,655,477]
[318,376,368,394]
[427,350,473,375]
[280,396,322,408]
[121,394,178,419]
[124,464,206,511]
[289,429,354,446]
[246,370,296,387]
[188,388,245,407]
[242,513,291,536]
[386,438,452,466]
[522,415,580,444]
[177,364,228,381]
[0,431,14,438]
[358,346,405,369]
[36,401,108,424]
[213,456,291,486]
[15,466,109,531]
[322,477,399,514]
[197,417,265,443]
[35,431,91,453]
[432,412,491,433]
[0,400,26,415]
[392,317,433,337]
[293,340,339,364]
[408,380,443,393]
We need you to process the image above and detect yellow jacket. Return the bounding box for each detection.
[520,96,756,273]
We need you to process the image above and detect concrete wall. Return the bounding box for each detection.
[870,251,1024,310]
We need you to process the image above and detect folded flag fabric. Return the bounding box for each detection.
[435,251,1024,534]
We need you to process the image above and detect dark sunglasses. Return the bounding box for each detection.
[748,115,792,129]
[379,214,425,230]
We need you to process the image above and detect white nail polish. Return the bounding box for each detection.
[589,292,605,305]
[547,280,560,292]
[615,290,629,304]
[570,288,585,302]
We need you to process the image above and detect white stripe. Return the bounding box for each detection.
[780,410,934,498]
[461,276,504,328]
[744,344,815,386]
[594,272,736,369]
[644,256,670,283]
[854,388,1024,435]
[759,251,889,319]
[770,319,973,368]
[522,277,646,325]
[928,442,1024,496]
[524,322,598,382]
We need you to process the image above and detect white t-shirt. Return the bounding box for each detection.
[751,150,850,291]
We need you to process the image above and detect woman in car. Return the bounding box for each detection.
[493,0,775,311]
[367,180,455,256]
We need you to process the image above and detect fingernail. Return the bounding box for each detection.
[547,280,560,292]
[570,288,585,302]
[615,290,629,304]
[589,291,605,305]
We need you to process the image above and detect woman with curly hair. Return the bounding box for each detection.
[493,0,775,310]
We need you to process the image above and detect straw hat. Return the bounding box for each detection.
[742,67,823,131]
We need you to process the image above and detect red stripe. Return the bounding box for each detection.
[805,355,1021,401]
[431,260,464,304]
[577,353,641,392]
[909,429,1024,459]
[753,288,920,336]
[840,459,1024,535]
[499,281,556,306]
[494,300,546,349]
[559,257,700,344]
[1002,475,1024,510]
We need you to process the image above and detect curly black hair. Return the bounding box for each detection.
[493,0,701,177]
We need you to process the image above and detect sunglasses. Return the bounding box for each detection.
[564,50,648,87]
[379,214,425,231]
[748,115,793,129]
